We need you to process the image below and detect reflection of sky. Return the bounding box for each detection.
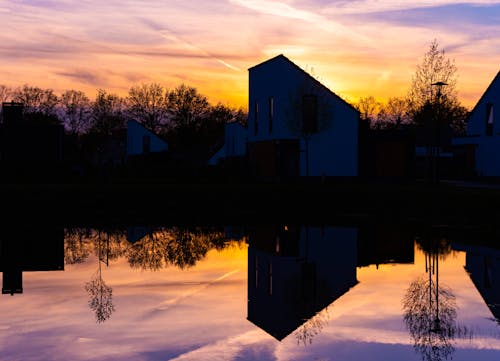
[0,1,499,108]
[1,243,500,360]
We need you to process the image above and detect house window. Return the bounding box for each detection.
[269,97,274,134]
[486,103,494,136]
[268,262,273,295]
[142,135,151,154]
[255,256,258,288]
[302,94,318,133]
[254,100,259,135]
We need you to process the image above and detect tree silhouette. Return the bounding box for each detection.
[407,39,468,135]
[12,84,59,116]
[60,89,91,135]
[127,82,169,133]
[89,89,126,135]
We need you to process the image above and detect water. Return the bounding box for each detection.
[1,223,499,360]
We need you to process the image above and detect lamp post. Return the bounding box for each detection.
[431,81,447,184]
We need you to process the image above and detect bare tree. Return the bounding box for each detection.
[12,84,58,116]
[127,82,169,133]
[0,84,12,103]
[376,97,411,128]
[356,96,380,124]
[60,89,91,135]
[167,83,210,131]
[89,89,126,135]
[407,39,458,115]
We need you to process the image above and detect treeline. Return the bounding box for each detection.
[354,39,470,136]
[0,82,247,152]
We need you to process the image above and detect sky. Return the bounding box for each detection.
[1,1,499,109]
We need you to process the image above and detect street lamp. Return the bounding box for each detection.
[431,81,448,184]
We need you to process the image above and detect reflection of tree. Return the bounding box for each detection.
[64,228,128,265]
[64,228,92,264]
[127,232,167,271]
[85,261,115,323]
[294,305,331,346]
[403,238,471,361]
[126,227,228,271]
[84,232,116,323]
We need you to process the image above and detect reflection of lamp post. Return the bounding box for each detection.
[425,248,442,334]
[431,81,447,184]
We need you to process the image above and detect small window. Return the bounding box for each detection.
[255,256,258,288]
[269,97,274,134]
[254,101,259,135]
[268,262,273,295]
[302,94,318,133]
[142,135,151,153]
[486,103,494,136]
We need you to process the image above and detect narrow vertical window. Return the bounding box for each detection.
[268,262,273,295]
[255,256,258,288]
[254,100,259,135]
[142,135,151,154]
[486,103,494,136]
[269,97,274,134]
[275,236,280,254]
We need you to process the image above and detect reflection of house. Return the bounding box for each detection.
[247,225,358,340]
[453,71,500,176]
[0,226,64,295]
[357,223,415,267]
[452,243,500,321]
[126,226,155,244]
[247,55,359,180]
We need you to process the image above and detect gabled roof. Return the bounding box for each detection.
[467,70,500,121]
[248,54,360,114]
[127,119,168,143]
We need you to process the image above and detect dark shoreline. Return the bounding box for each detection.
[2,181,500,228]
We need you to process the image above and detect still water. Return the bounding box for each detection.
[1,224,499,361]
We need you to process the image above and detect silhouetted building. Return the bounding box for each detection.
[0,102,64,182]
[0,226,64,295]
[246,54,359,180]
[247,225,358,340]
[453,70,500,177]
[358,124,416,180]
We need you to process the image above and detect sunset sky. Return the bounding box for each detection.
[1,0,499,109]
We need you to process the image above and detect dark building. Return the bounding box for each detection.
[0,102,64,182]
[358,122,416,180]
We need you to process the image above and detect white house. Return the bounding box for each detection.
[453,71,500,176]
[247,54,359,179]
[207,121,247,165]
[126,119,168,157]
